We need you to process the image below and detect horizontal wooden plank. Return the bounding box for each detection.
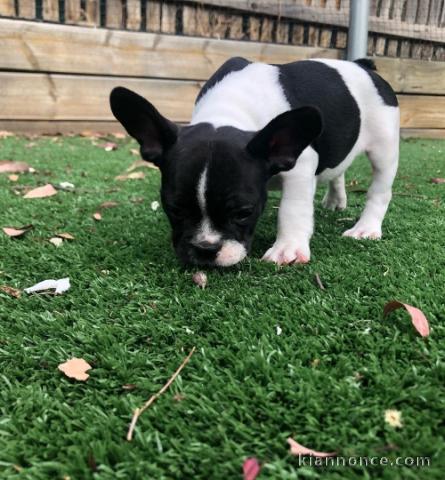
[0,72,201,122]
[2,20,444,95]
[185,0,445,43]
[398,95,445,129]
[401,128,445,139]
[1,71,444,129]
[0,18,341,79]
[375,57,445,95]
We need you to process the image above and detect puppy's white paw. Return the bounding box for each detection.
[343,223,382,240]
[262,240,310,265]
[322,191,347,211]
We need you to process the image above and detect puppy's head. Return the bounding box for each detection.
[110,87,322,267]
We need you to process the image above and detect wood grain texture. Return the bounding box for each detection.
[0,0,15,16]
[0,72,201,122]
[398,95,445,129]
[17,0,35,18]
[0,19,342,79]
[42,0,59,21]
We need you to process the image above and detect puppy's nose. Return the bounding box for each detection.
[191,240,221,254]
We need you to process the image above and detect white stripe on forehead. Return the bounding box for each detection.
[195,165,222,244]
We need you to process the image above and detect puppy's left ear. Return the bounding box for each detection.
[110,86,178,167]
[247,106,322,176]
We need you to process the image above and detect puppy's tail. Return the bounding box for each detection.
[354,58,377,71]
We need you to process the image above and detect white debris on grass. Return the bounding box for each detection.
[24,278,70,295]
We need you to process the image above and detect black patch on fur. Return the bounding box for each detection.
[354,58,399,107]
[354,58,377,71]
[278,61,361,174]
[196,56,251,103]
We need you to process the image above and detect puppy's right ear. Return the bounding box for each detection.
[110,87,178,167]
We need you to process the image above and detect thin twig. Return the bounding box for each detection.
[314,273,326,291]
[126,346,196,441]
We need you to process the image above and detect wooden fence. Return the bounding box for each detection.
[0,1,444,59]
[0,1,444,137]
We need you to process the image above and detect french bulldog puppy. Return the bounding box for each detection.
[110,57,399,267]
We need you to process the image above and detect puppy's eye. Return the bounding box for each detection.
[232,208,253,224]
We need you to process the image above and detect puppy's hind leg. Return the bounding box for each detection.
[343,139,399,240]
[322,173,347,211]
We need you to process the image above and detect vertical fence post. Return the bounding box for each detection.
[347,0,370,60]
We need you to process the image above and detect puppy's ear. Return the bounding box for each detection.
[110,87,178,167]
[246,106,322,176]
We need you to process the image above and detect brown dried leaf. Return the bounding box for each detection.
[0,161,30,173]
[56,232,75,240]
[126,159,158,172]
[0,285,21,298]
[0,131,14,139]
[130,148,139,156]
[2,225,33,237]
[23,184,57,199]
[58,358,92,381]
[8,174,19,182]
[383,300,430,337]
[113,132,126,139]
[99,201,119,209]
[115,171,145,181]
[122,384,137,391]
[288,437,336,457]
[93,212,102,221]
[431,177,445,184]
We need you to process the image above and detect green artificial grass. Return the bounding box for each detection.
[0,135,444,480]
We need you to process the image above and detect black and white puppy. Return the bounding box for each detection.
[110,57,399,267]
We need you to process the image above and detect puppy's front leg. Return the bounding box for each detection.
[263,149,318,265]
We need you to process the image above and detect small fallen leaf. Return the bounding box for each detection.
[56,232,75,240]
[49,237,63,247]
[122,384,137,391]
[243,458,261,480]
[126,159,158,172]
[100,201,119,209]
[431,178,445,184]
[115,171,145,181]
[385,409,403,428]
[2,225,33,237]
[93,212,102,221]
[314,273,325,290]
[151,200,160,211]
[173,393,186,402]
[0,161,30,173]
[8,174,19,181]
[383,301,430,337]
[287,437,336,457]
[192,271,207,289]
[113,132,126,139]
[23,184,57,199]
[80,131,103,139]
[0,131,14,139]
[58,181,75,191]
[102,142,118,151]
[0,285,21,298]
[130,197,145,204]
[24,278,70,295]
[311,358,320,368]
[130,148,139,156]
[58,358,92,381]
